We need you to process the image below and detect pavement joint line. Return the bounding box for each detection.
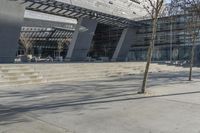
[155,97,200,106]
[23,112,74,133]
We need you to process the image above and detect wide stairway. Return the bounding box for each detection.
[0,65,44,87]
[0,62,185,87]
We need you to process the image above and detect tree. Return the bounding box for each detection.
[184,0,200,81]
[164,0,181,63]
[57,38,70,58]
[20,33,33,56]
[187,13,200,81]
[139,0,165,93]
[57,41,64,58]
[175,0,200,81]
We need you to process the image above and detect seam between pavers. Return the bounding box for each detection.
[154,96,200,106]
[23,112,74,133]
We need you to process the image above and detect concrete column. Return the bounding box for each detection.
[0,0,25,63]
[66,17,97,61]
[112,28,136,61]
[195,45,200,66]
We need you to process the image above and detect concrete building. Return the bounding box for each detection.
[0,0,146,63]
[0,0,199,63]
[0,0,25,63]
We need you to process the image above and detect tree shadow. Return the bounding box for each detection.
[0,70,200,126]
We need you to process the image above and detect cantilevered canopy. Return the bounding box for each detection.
[19,26,74,49]
[17,0,143,28]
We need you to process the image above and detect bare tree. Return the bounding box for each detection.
[184,0,200,81]
[139,0,165,93]
[57,38,70,58]
[164,0,181,63]
[57,41,64,58]
[168,0,200,81]
[20,33,33,56]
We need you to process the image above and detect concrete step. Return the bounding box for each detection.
[38,68,139,74]
[46,74,104,79]
[0,65,31,69]
[0,79,45,87]
[0,69,32,72]
[0,65,44,87]
[41,71,141,78]
[0,62,186,87]
[2,73,41,78]
[46,75,110,83]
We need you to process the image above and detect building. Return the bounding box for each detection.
[129,14,200,65]
[1,0,199,63]
[0,0,147,63]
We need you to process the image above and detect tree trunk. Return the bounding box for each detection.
[139,18,158,93]
[189,39,195,81]
[24,49,28,56]
[58,51,61,58]
[170,22,173,63]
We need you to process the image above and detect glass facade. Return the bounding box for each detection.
[128,15,200,62]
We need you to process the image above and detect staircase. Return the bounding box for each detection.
[30,62,185,83]
[0,65,45,87]
[30,63,144,83]
[0,62,186,87]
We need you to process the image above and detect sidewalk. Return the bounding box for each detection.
[1,72,200,133]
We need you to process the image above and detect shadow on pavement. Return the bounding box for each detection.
[0,71,200,126]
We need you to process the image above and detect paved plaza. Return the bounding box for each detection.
[0,0,200,132]
[1,70,200,133]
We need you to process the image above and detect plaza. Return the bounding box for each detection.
[1,63,200,133]
[1,0,200,133]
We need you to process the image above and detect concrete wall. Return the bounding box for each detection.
[112,28,136,61]
[0,0,25,63]
[66,17,97,61]
[195,45,200,66]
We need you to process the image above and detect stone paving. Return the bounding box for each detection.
[1,70,200,133]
